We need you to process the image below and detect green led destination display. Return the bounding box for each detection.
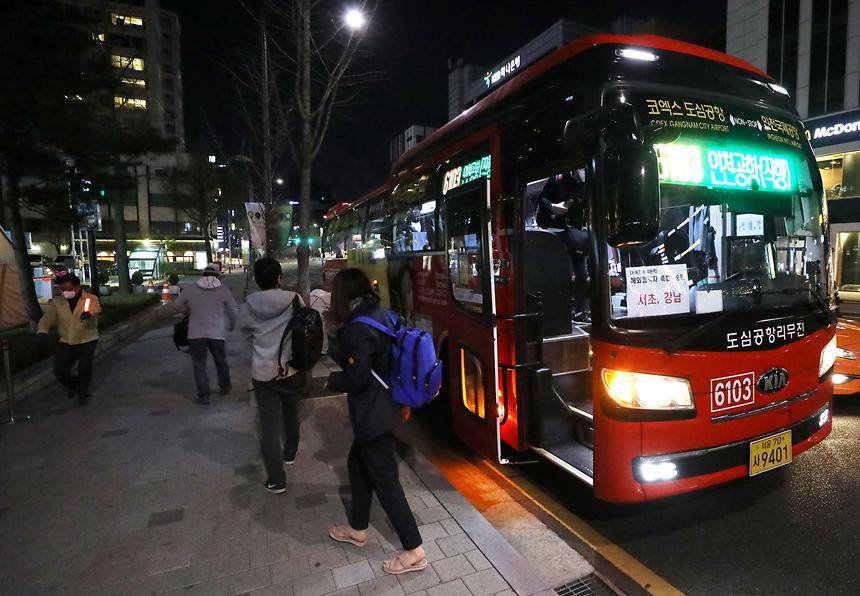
[442,155,491,195]
[653,142,795,192]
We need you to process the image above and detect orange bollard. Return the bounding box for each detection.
[161,281,172,304]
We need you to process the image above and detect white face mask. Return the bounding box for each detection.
[62,290,77,300]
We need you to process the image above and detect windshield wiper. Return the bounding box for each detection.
[666,310,734,354]
[810,288,837,324]
[755,286,836,323]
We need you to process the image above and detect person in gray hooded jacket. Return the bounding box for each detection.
[239,257,306,494]
[171,263,238,404]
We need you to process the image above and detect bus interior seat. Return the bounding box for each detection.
[524,228,572,337]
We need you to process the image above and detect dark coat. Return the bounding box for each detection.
[327,297,403,443]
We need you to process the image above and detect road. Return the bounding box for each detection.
[485,396,860,595]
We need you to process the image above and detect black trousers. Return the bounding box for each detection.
[189,338,231,400]
[561,227,591,313]
[348,432,422,551]
[252,374,305,484]
[53,341,98,397]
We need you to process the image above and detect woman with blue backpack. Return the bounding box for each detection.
[326,268,428,575]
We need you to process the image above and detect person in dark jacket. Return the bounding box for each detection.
[326,268,426,576]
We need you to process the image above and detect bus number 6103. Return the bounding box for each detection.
[711,372,755,414]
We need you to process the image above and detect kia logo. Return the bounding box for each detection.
[758,368,789,393]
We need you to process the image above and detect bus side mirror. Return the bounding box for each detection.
[603,143,660,248]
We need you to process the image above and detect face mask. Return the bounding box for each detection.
[62,290,77,299]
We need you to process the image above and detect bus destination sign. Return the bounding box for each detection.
[442,155,491,195]
[653,142,794,193]
[640,94,803,150]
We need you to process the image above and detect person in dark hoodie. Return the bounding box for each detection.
[326,268,426,576]
[171,263,238,404]
[239,258,306,495]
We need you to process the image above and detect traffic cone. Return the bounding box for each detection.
[147,279,155,293]
[161,281,172,304]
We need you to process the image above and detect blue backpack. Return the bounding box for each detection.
[352,310,443,408]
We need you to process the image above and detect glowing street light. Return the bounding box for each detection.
[275,178,284,185]
[344,7,366,30]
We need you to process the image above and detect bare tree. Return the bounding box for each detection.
[233,0,378,299]
[287,0,378,300]
[230,4,294,259]
[172,148,246,266]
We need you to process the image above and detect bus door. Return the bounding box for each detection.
[444,178,499,458]
[520,167,595,484]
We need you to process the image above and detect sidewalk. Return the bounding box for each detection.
[0,293,569,596]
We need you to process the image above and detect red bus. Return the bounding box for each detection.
[322,34,836,503]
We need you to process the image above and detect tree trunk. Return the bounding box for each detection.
[295,1,312,303]
[261,6,274,258]
[2,169,42,323]
[112,194,131,294]
[204,234,214,266]
[296,134,312,302]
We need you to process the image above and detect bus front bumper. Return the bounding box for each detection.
[632,402,832,501]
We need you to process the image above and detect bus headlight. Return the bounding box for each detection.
[820,337,837,378]
[602,369,693,410]
[832,373,850,385]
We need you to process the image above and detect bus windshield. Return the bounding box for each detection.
[608,121,824,327]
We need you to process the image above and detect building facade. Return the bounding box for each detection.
[447,19,597,121]
[78,0,186,148]
[389,125,437,163]
[24,1,213,281]
[726,0,860,308]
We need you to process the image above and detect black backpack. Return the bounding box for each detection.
[173,317,189,351]
[274,295,323,378]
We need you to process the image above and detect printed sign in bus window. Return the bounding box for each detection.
[625,264,690,318]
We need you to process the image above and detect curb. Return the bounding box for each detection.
[398,423,556,596]
[1,302,166,413]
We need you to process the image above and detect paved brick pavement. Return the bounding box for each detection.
[0,286,553,595]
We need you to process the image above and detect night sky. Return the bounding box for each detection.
[163,0,727,203]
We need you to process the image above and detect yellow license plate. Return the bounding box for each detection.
[749,430,792,476]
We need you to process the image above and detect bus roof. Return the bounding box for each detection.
[331,34,774,219]
[392,34,772,174]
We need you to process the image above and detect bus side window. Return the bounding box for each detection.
[365,200,391,254]
[326,218,346,259]
[388,175,439,253]
[341,208,366,253]
[447,187,488,316]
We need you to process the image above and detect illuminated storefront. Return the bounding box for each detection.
[805,108,860,312]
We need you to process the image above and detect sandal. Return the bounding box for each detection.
[383,553,428,575]
[329,525,368,547]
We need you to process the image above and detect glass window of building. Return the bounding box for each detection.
[818,156,844,200]
[111,13,144,27]
[808,0,848,116]
[827,0,849,113]
[766,0,800,97]
[837,232,860,291]
[121,77,146,88]
[114,96,147,110]
[111,55,145,71]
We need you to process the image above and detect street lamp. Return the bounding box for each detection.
[275,178,284,185]
[344,7,366,30]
